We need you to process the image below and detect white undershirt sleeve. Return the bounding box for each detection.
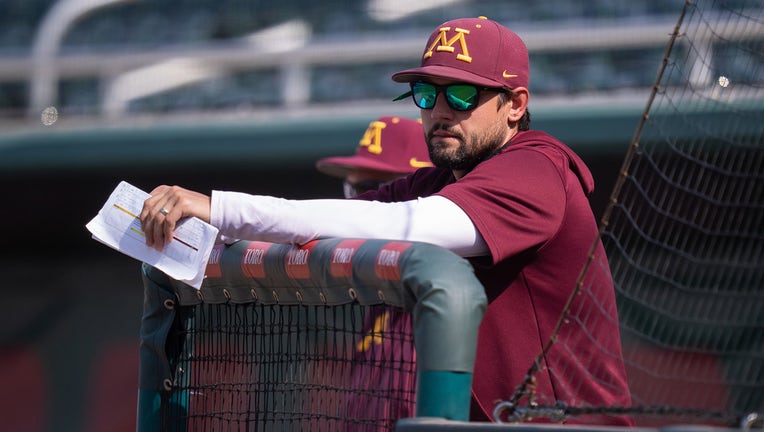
[210,191,489,257]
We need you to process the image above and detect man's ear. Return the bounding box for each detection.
[507,87,529,123]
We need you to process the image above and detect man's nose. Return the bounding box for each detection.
[429,92,454,120]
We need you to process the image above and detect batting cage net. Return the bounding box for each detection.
[492,0,763,427]
[163,303,415,431]
[138,239,486,431]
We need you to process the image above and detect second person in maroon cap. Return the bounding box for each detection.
[317,116,433,422]
[316,116,433,198]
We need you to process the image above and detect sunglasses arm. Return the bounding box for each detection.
[392,90,413,101]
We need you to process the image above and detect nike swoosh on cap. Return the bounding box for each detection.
[409,158,434,168]
[502,70,518,78]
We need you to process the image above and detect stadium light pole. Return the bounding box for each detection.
[29,0,137,119]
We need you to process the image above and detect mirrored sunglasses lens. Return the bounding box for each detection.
[412,83,437,109]
[446,85,479,111]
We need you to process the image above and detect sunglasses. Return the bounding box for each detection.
[393,82,506,111]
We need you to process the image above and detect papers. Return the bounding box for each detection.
[86,181,219,289]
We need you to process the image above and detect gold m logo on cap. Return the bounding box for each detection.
[424,26,472,63]
[359,120,386,154]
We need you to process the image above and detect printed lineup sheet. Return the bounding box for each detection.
[86,181,219,289]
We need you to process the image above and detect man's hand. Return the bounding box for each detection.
[140,185,211,250]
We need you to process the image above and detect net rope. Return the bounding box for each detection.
[496,0,763,427]
[161,303,416,431]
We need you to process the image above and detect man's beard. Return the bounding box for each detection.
[426,123,507,172]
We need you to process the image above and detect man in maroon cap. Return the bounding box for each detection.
[316,115,433,198]
[141,16,632,425]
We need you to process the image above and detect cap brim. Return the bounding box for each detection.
[316,156,411,178]
[392,65,507,88]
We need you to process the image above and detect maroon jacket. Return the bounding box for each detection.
[363,130,632,425]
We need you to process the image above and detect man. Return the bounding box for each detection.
[140,16,632,424]
[316,115,433,198]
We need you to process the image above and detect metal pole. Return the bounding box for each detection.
[29,0,136,118]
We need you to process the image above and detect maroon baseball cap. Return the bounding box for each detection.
[316,116,433,178]
[392,16,529,90]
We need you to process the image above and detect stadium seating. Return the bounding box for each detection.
[0,0,694,119]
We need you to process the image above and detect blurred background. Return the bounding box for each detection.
[0,0,733,430]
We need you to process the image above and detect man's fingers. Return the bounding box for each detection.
[150,211,170,250]
[161,207,177,249]
[140,185,176,250]
[139,185,210,250]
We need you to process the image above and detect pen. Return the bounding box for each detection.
[114,203,199,252]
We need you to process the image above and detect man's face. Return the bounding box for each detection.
[419,79,514,176]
